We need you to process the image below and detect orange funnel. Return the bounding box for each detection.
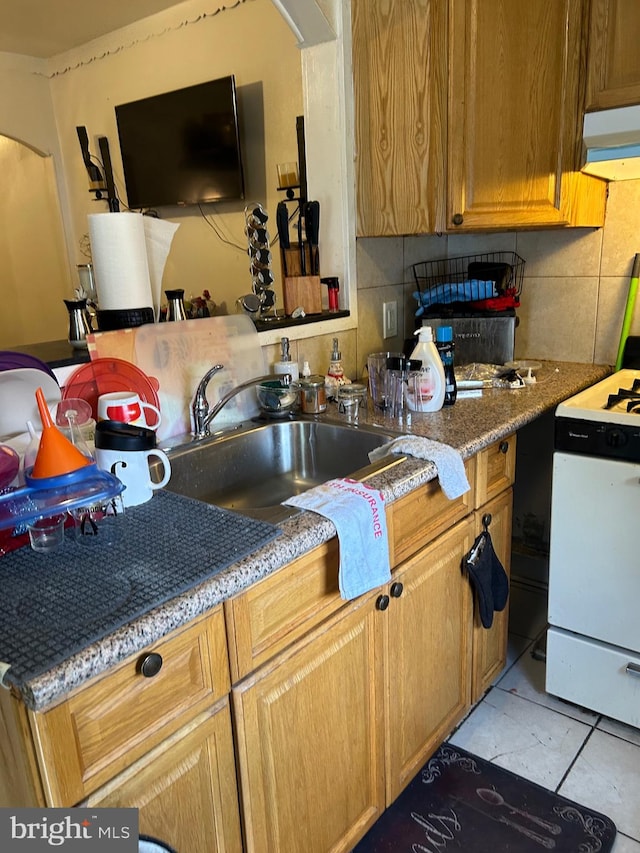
[30,387,91,479]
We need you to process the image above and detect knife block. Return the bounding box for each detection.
[283,275,322,315]
[281,243,316,278]
[281,243,322,315]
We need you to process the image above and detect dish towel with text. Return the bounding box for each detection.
[368,436,470,500]
[283,478,390,600]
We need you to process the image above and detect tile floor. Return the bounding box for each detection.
[446,580,640,852]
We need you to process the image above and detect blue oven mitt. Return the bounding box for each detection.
[464,528,508,629]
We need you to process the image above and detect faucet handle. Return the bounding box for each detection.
[191,363,224,438]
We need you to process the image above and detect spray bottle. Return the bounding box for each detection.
[406,326,445,412]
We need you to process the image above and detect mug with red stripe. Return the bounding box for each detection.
[97,391,161,430]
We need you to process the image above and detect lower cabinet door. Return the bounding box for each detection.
[83,698,242,853]
[385,516,475,803]
[233,594,385,853]
[471,489,513,703]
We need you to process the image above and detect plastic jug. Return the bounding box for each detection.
[406,327,445,413]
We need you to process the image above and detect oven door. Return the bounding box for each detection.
[548,451,640,653]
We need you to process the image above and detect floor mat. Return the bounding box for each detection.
[353,744,616,852]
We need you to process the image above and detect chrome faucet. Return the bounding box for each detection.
[191,364,275,438]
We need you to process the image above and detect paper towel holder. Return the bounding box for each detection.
[96,307,155,331]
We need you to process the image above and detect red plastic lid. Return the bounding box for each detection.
[62,358,160,422]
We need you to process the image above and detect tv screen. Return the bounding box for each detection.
[115,75,245,209]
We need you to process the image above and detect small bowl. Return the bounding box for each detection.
[256,380,299,414]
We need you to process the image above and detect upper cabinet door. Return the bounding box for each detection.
[586,0,640,110]
[352,0,448,237]
[448,0,603,230]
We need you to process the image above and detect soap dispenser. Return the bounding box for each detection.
[325,337,345,400]
[328,338,344,381]
[406,326,445,412]
[273,337,299,381]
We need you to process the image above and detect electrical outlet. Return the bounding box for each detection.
[383,300,398,339]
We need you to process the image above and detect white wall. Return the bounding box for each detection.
[45,0,303,316]
[0,136,70,345]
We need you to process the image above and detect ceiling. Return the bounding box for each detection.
[0,0,184,58]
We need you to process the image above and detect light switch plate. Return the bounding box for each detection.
[383,300,398,339]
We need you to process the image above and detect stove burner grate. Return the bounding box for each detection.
[604,378,640,412]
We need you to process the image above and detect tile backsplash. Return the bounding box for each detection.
[263,181,640,380]
[354,180,640,370]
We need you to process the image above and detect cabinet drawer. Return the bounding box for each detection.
[387,459,475,567]
[29,607,229,806]
[547,628,640,730]
[225,539,344,683]
[474,434,516,508]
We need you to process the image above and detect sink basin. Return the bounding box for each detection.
[160,419,402,521]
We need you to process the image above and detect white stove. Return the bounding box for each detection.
[556,367,640,424]
[547,369,640,729]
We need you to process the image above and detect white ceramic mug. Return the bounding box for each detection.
[97,391,162,430]
[95,446,171,507]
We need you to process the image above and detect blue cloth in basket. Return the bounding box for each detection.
[413,279,497,315]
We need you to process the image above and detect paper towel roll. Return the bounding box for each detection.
[89,212,153,311]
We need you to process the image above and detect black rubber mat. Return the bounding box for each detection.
[353,744,616,852]
[0,490,280,687]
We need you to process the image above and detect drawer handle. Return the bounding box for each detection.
[376,594,390,611]
[390,582,404,598]
[138,653,163,678]
[625,662,640,678]
[499,441,509,454]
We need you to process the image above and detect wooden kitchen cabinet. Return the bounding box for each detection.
[230,515,475,850]
[475,432,516,507]
[585,0,640,110]
[352,0,606,236]
[29,607,230,806]
[448,0,605,230]
[351,0,447,236]
[83,700,242,853]
[0,607,241,853]
[385,516,475,803]
[470,489,513,702]
[232,591,386,853]
[469,433,516,701]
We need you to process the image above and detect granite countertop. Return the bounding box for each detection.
[1,360,610,711]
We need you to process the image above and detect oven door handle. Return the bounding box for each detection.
[625,662,640,678]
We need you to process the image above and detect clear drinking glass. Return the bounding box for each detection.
[27,514,66,553]
[366,352,403,411]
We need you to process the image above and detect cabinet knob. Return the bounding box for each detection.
[499,440,509,454]
[390,582,404,598]
[376,594,390,611]
[138,652,163,678]
[452,213,464,226]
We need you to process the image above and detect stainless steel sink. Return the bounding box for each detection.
[159,419,402,521]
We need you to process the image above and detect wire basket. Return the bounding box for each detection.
[411,252,525,316]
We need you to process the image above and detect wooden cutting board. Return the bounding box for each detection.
[87,316,265,441]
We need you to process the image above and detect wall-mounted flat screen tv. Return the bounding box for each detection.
[115,75,245,209]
